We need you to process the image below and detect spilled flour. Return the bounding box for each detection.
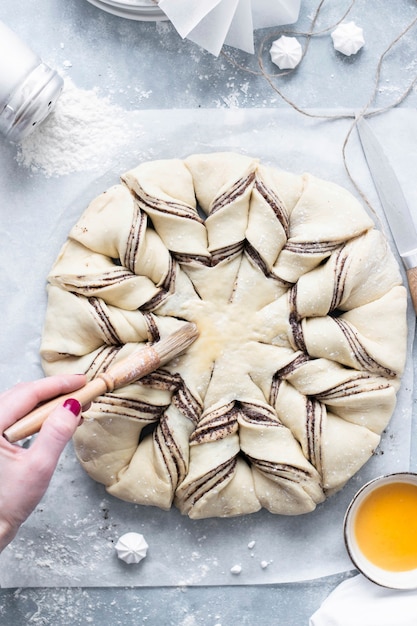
[16,78,134,177]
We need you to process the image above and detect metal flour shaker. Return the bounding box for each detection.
[0,21,63,142]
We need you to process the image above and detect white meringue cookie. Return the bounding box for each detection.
[331,21,365,56]
[115,532,149,564]
[270,36,302,70]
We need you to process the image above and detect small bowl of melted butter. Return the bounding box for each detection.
[344,472,417,589]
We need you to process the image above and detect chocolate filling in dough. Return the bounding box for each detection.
[41,152,407,519]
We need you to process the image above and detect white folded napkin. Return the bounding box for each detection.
[310,574,417,626]
[158,0,301,56]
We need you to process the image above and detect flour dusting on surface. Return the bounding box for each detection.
[15,78,134,177]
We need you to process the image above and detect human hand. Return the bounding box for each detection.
[0,374,87,551]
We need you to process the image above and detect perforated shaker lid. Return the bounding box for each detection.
[0,62,63,143]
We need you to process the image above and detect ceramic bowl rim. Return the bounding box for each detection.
[343,471,417,589]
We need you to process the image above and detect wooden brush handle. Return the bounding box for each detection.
[96,346,160,392]
[3,378,108,444]
[406,266,417,315]
[3,323,198,444]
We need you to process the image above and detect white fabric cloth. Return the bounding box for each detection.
[158,0,301,55]
[310,575,417,626]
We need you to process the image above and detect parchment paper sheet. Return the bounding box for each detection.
[0,108,415,587]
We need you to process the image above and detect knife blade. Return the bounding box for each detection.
[357,116,417,314]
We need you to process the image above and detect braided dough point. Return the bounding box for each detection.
[41,152,408,519]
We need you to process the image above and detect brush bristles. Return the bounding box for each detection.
[154,323,199,364]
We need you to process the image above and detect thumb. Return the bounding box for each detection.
[28,398,82,474]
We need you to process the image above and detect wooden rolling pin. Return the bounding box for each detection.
[3,323,198,444]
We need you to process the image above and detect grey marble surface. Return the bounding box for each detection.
[1,0,417,113]
[0,0,416,624]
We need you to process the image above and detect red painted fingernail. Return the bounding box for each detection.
[63,398,81,416]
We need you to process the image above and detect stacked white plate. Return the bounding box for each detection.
[85,0,167,21]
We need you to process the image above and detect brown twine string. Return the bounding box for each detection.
[342,12,417,213]
[221,0,417,216]
[221,0,356,84]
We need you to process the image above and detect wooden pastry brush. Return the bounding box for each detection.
[3,322,199,444]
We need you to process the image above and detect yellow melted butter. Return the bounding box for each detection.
[354,482,417,572]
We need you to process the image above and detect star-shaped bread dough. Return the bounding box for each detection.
[41,152,407,519]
